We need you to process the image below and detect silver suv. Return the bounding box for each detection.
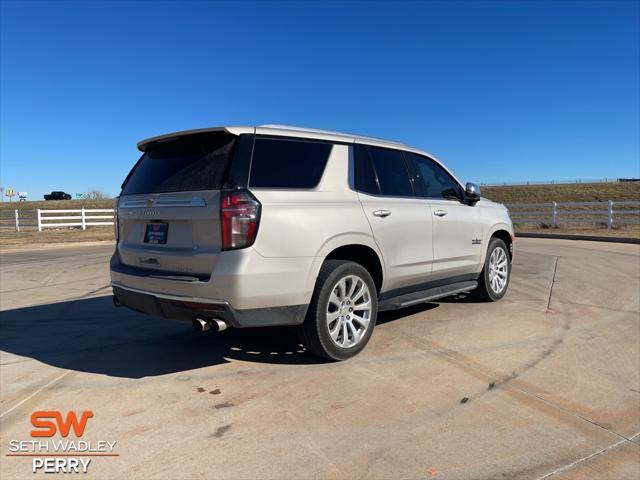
[111,125,513,360]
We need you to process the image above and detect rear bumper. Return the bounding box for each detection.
[110,246,316,309]
[112,284,307,328]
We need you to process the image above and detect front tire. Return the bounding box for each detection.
[298,260,378,361]
[474,237,511,301]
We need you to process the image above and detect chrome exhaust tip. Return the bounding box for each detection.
[211,318,228,332]
[193,318,211,332]
[193,318,227,332]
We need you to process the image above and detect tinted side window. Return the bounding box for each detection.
[249,138,332,188]
[404,152,461,199]
[353,144,379,195]
[368,147,414,197]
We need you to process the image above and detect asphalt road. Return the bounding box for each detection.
[1,239,638,479]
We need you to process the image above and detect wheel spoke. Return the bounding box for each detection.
[347,320,359,342]
[329,292,341,309]
[329,319,341,340]
[353,300,371,311]
[352,284,368,302]
[341,322,350,347]
[351,313,369,330]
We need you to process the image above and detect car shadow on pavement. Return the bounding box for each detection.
[376,303,440,325]
[0,296,319,378]
[435,292,486,304]
[0,295,449,378]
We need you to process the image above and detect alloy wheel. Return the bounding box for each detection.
[326,275,372,348]
[488,246,509,294]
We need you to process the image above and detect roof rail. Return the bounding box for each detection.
[258,124,406,146]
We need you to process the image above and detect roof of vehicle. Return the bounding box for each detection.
[137,124,411,152]
[136,124,462,187]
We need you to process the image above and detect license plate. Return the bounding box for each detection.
[144,223,168,244]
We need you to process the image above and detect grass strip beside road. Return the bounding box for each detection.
[0,227,115,247]
[0,199,114,211]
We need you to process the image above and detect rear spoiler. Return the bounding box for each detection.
[137,126,255,152]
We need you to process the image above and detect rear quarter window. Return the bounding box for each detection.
[249,138,332,188]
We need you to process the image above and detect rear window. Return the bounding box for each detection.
[122,132,237,195]
[249,138,332,188]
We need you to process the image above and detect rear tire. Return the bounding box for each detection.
[474,237,511,301]
[298,260,378,361]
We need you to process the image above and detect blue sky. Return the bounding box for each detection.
[1,0,638,199]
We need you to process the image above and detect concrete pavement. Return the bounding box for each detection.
[0,239,638,479]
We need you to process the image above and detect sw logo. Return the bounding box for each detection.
[30,410,94,438]
[6,410,116,474]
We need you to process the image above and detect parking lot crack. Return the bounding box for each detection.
[0,370,72,418]
[536,434,639,479]
[517,387,634,442]
[546,256,559,312]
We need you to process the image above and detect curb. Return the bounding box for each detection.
[515,233,640,245]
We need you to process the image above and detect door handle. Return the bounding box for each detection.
[434,210,448,217]
[373,210,391,218]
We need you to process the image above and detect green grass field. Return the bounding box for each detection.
[482,181,639,204]
[482,181,640,238]
[0,198,114,211]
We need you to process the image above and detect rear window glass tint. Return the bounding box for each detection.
[368,147,414,197]
[249,138,332,188]
[122,132,236,195]
[353,144,379,194]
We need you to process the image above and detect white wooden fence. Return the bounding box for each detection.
[36,208,115,231]
[3,202,639,232]
[506,201,640,229]
[4,208,115,232]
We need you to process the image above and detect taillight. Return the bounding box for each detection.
[220,190,261,250]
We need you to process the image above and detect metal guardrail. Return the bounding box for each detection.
[506,201,640,229]
[0,208,114,231]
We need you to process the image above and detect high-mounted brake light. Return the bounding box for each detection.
[220,190,261,250]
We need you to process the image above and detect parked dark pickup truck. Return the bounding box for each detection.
[44,191,72,200]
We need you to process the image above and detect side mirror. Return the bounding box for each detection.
[465,182,481,205]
